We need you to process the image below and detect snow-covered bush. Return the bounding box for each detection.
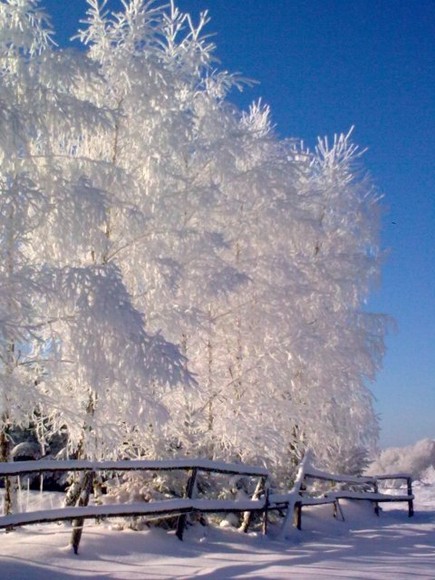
[420,465,435,485]
[101,469,256,531]
[367,439,435,480]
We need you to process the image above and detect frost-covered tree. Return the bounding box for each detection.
[1,0,387,482]
[0,0,58,515]
[0,0,51,447]
[65,0,386,474]
[0,0,190,468]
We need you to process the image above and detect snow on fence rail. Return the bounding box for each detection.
[0,458,269,554]
[268,452,414,535]
[0,454,415,552]
[0,458,269,477]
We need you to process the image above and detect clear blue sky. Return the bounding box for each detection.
[43,0,434,449]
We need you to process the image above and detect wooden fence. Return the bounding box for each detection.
[0,452,414,552]
[0,458,268,553]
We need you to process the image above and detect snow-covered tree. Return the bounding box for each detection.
[0,0,50,433]
[1,0,388,482]
[0,0,191,468]
[0,0,57,515]
[68,1,386,474]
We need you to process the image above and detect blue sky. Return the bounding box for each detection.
[43,0,434,449]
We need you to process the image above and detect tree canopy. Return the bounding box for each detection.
[0,0,387,478]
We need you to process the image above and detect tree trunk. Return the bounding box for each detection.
[0,423,18,521]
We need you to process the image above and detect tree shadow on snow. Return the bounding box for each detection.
[2,505,434,579]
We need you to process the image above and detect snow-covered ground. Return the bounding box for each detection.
[1,477,434,579]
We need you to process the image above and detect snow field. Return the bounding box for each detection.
[1,480,434,579]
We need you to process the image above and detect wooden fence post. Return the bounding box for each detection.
[262,486,270,535]
[373,480,380,516]
[71,470,95,554]
[407,477,414,517]
[176,467,198,540]
[293,500,302,530]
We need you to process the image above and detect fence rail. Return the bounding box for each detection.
[267,452,414,534]
[0,458,268,553]
[0,453,414,552]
